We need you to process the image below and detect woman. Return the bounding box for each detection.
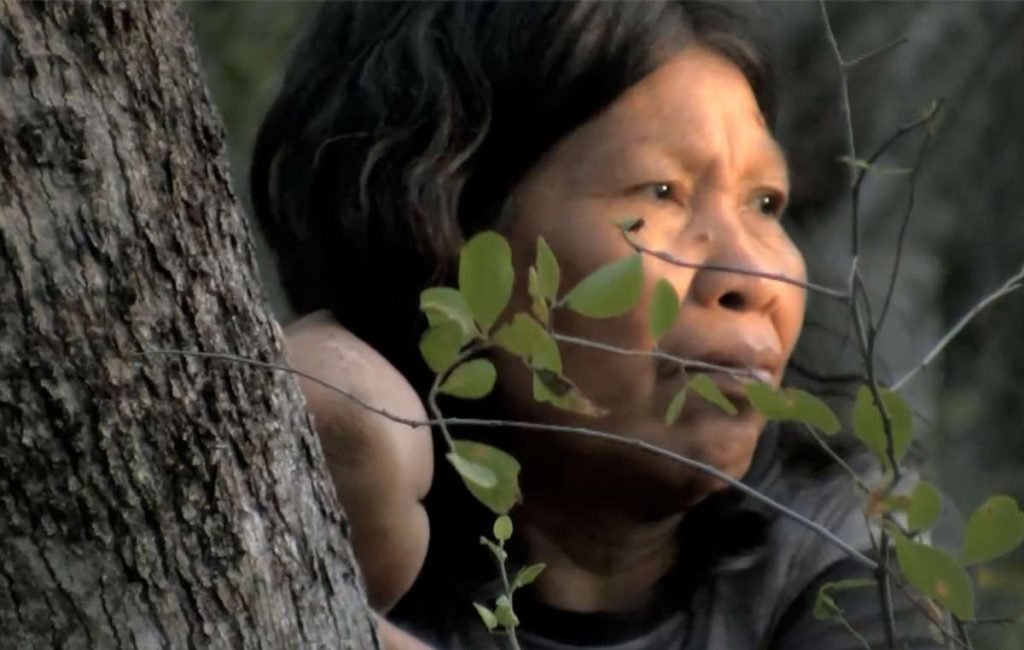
[251,3,937,648]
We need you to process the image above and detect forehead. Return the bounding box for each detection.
[546,46,786,175]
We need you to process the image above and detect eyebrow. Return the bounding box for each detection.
[590,134,789,188]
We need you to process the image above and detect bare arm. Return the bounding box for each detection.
[285,311,433,612]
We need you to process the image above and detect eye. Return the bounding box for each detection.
[643,182,685,206]
[750,189,787,219]
[651,182,673,201]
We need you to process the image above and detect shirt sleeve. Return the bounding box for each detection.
[767,556,947,650]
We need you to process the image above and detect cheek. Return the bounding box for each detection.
[499,215,660,415]
[777,243,808,354]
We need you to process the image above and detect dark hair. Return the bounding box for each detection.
[251,0,775,397]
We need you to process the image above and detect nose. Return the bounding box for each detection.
[687,220,776,314]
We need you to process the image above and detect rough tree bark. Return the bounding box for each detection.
[0,2,378,647]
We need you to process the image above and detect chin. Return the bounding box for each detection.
[647,417,762,499]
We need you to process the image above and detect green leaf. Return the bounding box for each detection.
[563,254,644,318]
[446,452,497,487]
[494,313,549,359]
[789,389,841,435]
[536,237,560,301]
[530,331,562,373]
[526,335,605,416]
[533,369,608,417]
[664,388,687,425]
[745,381,792,419]
[446,452,497,489]
[961,496,1024,565]
[420,287,476,340]
[528,267,551,326]
[689,374,738,415]
[907,481,943,532]
[439,359,497,399]
[895,534,975,620]
[459,231,514,333]
[453,440,521,514]
[472,602,498,631]
[494,595,520,628]
[649,279,679,343]
[419,321,463,373]
[493,515,513,542]
[513,563,546,590]
[744,383,839,434]
[852,385,913,468]
[813,578,875,621]
[812,591,842,622]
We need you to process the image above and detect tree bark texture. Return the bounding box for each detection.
[0,2,378,648]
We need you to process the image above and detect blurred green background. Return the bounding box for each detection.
[185,2,1024,646]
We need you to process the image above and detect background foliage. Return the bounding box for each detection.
[186,1,1024,646]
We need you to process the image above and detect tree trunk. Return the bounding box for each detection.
[0,1,378,647]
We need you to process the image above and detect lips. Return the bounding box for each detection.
[657,344,782,395]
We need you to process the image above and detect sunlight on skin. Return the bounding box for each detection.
[492,45,808,613]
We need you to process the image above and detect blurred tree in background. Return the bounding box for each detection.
[187,1,1024,646]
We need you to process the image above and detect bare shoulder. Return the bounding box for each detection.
[285,310,433,610]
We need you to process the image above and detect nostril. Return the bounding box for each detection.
[718,291,746,311]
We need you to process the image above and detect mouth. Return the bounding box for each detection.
[657,349,781,400]
[696,368,766,402]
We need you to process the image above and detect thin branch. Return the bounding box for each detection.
[852,99,943,195]
[137,347,878,572]
[851,276,903,490]
[875,129,934,336]
[819,0,860,255]
[889,577,969,650]
[838,615,872,650]
[551,333,762,379]
[892,263,1024,391]
[844,36,909,70]
[444,415,877,571]
[136,349,427,427]
[800,424,870,494]
[622,230,850,301]
[821,4,906,644]
[877,535,899,650]
[953,615,974,649]
[787,359,863,385]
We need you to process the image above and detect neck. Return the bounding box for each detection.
[517,502,683,613]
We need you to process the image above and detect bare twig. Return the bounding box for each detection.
[136,347,878,572]
[819,0,860,256]
[820,4,907,646]
[445,415,877,570]
[877,535,899,650]
[787,359,863,386]
[622,230,850,301]
[852,100,942,195]
[837,615,872,650]
[953,615,974,649]
[551,333,761,379]
[136,349,427,427]
[799,424,870,494]
[889,577,969,649]
[852,277,903,488]
[892,263,1024,391]
[875,130,934,337]
[844,36,909,69]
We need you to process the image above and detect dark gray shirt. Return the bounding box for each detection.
[394,454,944,649]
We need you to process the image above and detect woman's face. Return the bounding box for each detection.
[497,46,806,511]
